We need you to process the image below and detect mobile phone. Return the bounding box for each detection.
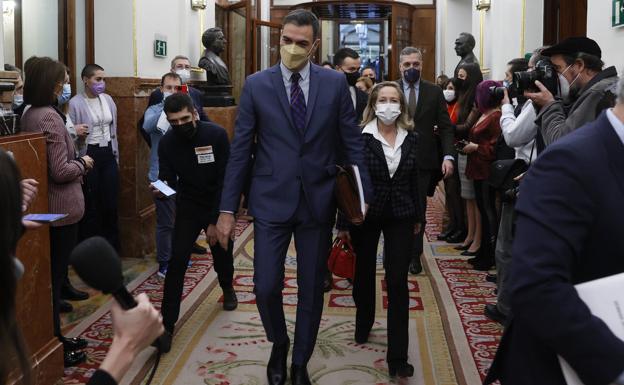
[23,213,69,223]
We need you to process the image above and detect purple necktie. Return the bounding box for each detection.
[290,72,306,131]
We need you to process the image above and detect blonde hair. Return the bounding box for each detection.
[356,76,373,91]
[361,81,414,130]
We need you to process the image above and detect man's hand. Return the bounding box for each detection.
[206,224,218,247]
[20,178,39,212]
[75,124,89,138]
[524,80,555,108]
[149,184,165,199]
[462,142,479,154]
[216,212,236,250]
[414,222,422,235]
[442,159,454,178]
[336,230,351,242]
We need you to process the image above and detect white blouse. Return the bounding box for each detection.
[362,119,408,178]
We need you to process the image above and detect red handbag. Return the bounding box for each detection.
[327,238,356,279]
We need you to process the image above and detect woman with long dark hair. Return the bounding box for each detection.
[21,56,94,367]
[454,63,484,256]
[0,149,32,385]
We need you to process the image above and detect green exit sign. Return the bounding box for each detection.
[614,0,624,27]
[154,39,167,58]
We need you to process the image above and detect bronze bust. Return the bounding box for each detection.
[454,32,480,76]
[199,27,231,86]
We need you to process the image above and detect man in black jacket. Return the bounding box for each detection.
[396,47,456,274]
[153,93,237,352]
[334,47,369,123]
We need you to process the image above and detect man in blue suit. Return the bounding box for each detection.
[216,9,372,385]
[485,76,624,385]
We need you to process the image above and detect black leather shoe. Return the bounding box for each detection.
[484,304,507,325]
[153,330,172,353]
[485,273,497,283]
[446,230,467,244]
[64,350,87,367]
[409,257,423,275]
[62,336,88,351]
[461,250,479,257]
[388,362,414,378]
[192,242,207,255]
[354,325,370,344]
[436,228,454,241]
[323,271,333,292]
[290,364,312,385]
[222,287,238,311]
[472,258,494,271]
[60,300,73,313]
[267,340,289,385]
[62,282,89,301]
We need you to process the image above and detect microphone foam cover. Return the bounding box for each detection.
[70,236,123,294]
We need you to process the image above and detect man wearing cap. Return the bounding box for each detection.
[525,36,618,148]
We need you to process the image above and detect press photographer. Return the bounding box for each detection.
[523,37,618,147]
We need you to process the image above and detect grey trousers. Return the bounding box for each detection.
[495,201,515,316]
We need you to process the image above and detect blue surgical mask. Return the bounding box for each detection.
[13,94,24,108]
[503,80,511,88]
[403,68,421,84]
[58,83,72,105]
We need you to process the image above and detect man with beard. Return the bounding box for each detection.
[525,37,618,148]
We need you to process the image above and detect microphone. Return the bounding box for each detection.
[70,236,138,310]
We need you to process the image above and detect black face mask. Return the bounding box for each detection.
[172,121,197,139]
[345,71,361,87]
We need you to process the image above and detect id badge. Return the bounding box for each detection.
[195,146,215,164]
[98,138,108,148]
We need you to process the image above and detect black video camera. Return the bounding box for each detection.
[489,86,507,104]
[512,59,559,96]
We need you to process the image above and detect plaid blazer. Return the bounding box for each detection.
[337,130,421,230]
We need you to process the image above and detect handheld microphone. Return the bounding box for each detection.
[70,236,138,310]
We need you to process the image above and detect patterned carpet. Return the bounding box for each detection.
[62,221,252,385]
[422,194,503,385]
[60,187,503,385]
[144,225,457,385]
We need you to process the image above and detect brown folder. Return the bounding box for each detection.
[335,165,365,224]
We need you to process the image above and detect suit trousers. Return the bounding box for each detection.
[154,196,176,266]
[80,143,120,251]
[50,224,78,337]
[443,162,465,233]
[412,169,432,259]
[495,201,515,316]
[352,216,415,364]
[253,193,332,365]
[161,201,234,332]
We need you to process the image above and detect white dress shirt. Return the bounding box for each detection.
[500,101,538,163]
[280,61,311,104]
[362,119,408,178]
[349,86,357,109]
[85,94,113,145]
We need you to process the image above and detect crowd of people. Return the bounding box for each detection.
[2,7,624,385]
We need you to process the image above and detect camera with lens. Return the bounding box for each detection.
[489,86,507,103]
[512,59,559,96]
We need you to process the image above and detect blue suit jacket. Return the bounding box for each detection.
[485,111,624,385]
[220,63,372,223]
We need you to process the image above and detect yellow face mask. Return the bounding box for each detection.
[280,43,312,71]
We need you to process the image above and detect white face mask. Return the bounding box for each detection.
[13,94,24,107]
[443,89,456,102]
[175,69,191,84]
[558,73,570,100]
[163,91,173,100]
[375,102,401,125]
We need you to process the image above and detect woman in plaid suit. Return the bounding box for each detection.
[337,81,422,379]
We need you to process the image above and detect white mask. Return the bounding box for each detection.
[558,73,570,100]
[175,69,191,84]
[163,91,173,101]
[375,102,401,125]
[443,89,456,102]
[13,94,24,107]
